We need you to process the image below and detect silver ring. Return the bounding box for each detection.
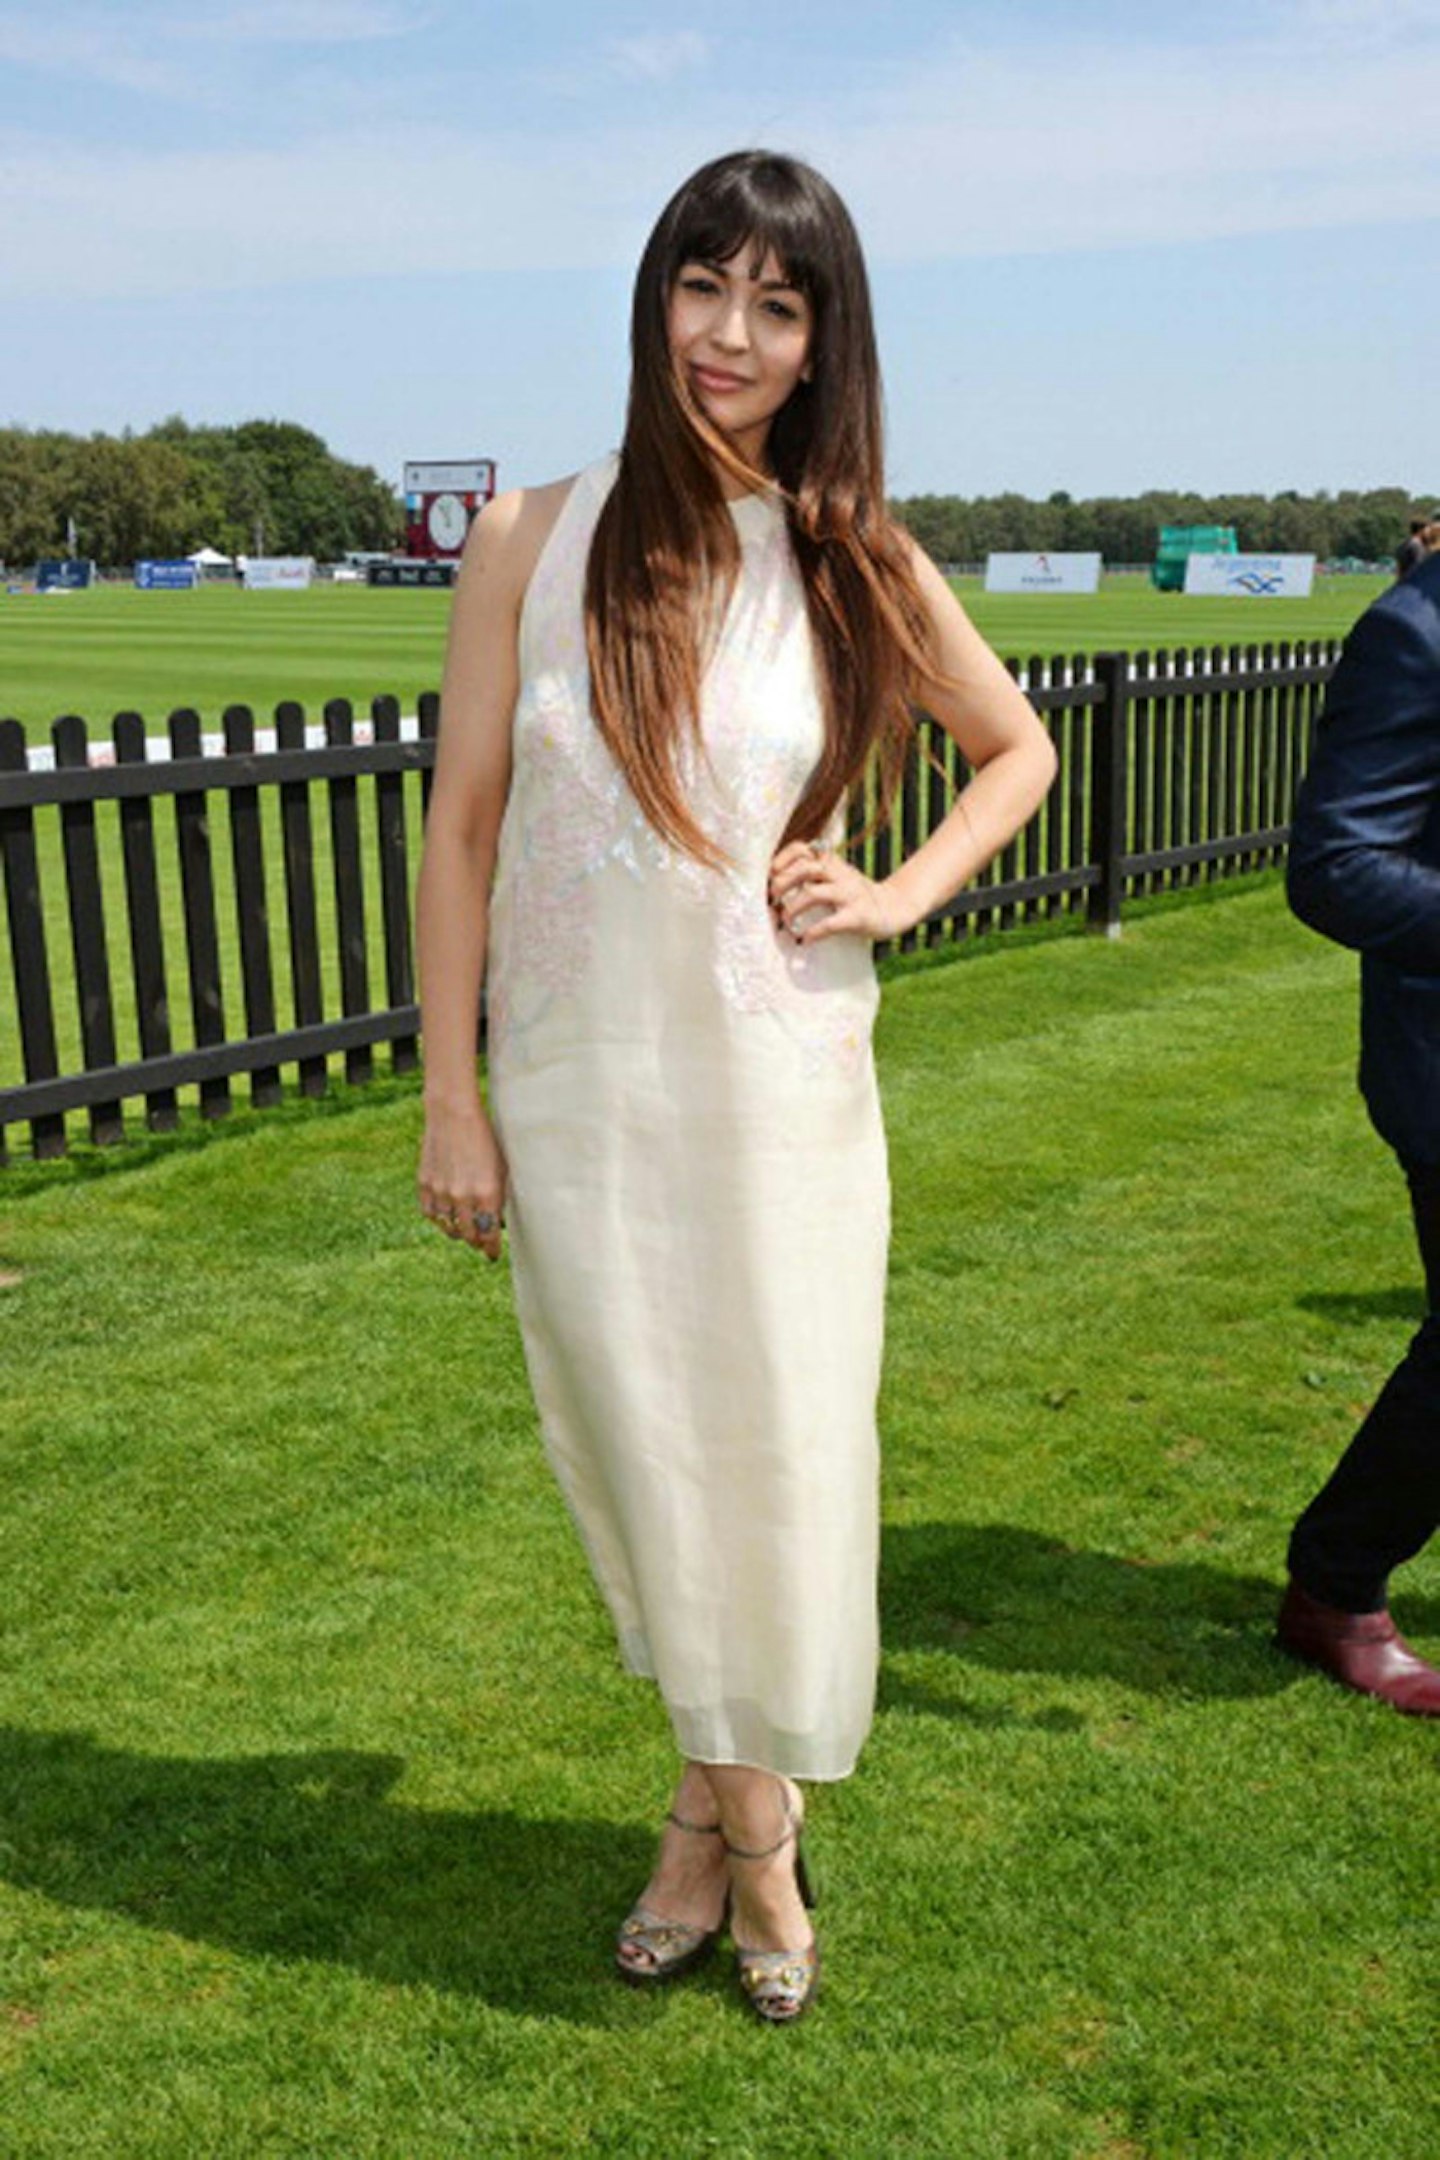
[806,839,826,858]
[471,1209,500,1235]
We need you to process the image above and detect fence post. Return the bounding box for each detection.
[1088,651,1128,938]
[170,706,231,1121]
[55,713,123,1144]
[0,718,67,1159]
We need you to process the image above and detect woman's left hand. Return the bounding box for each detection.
[768,840,911,945]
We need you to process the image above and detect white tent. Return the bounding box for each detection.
[188,546,233,567]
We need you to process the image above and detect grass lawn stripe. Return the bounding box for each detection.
[1,575,1385,743]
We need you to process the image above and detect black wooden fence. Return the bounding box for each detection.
[0,641,1339,1163]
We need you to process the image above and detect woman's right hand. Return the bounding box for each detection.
[418,1104,509,1261]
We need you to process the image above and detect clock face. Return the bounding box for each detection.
[427,492,468,553]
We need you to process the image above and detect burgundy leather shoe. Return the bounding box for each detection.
[1276,1580,1440,1716]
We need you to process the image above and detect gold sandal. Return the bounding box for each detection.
[614,1809,727,1986]
[726,1789,820,2024]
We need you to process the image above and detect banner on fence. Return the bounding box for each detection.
[135,559,198,591]
[366,560,457,588]
[985,552,1102,594]
[37,558,96,591]
[243,557,315,591]
[1183,553,1316,598]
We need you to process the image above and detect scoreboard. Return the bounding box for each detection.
[403,459,497,560]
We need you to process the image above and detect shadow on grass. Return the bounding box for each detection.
[0,1729,656,2023]
[880,1521,1440,1710]
[1298,1287,1424,1325]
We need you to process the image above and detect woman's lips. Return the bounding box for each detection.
[692,366,749,394]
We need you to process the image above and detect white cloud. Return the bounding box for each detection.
[1285,0,1435,42]
[802,24,1440,261]
[0,0,426,103]
[0,124,663,297]
[180,0,430,44]
[608,31,712,82]
[2,18,1438,301]
[0,16,182,94]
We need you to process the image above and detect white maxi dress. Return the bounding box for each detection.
[486,456,889,1780]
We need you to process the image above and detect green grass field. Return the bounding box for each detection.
[1,879,1436,2156]
[1,585,451,744]
[1,574,1387,744]
[957,570,1385,661]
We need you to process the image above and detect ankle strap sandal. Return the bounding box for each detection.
[725,1796,819,2023]
[613,1808,728,1988]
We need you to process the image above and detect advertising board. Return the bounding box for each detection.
[984,553,1102,594]
[135,560,198,590]
[37,558,96,591]
[1183,553,1316,598]
[243,557,315,591]
[367,560,458,588]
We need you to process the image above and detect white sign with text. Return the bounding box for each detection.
[402,460,496,495]
[243,557,315,591]
[1183,553,1316,597]
[984,552,1102,594]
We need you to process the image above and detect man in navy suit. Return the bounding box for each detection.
[1279,548,1440,1713]
[1395,511,1440,583]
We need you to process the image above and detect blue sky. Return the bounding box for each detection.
[3,0,1436,501]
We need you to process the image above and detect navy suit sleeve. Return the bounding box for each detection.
[1286,573,1440,971]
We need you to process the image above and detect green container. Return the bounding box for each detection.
[1152,524,1238,591]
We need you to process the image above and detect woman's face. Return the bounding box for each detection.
[666,244,813,471]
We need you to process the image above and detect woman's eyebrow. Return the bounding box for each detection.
[694,255,803,293]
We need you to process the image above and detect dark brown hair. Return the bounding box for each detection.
[584,149,935,868]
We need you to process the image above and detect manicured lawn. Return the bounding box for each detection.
[1,878,1434,2157]
[1,575,1385,742]
[1,583,452,743]
[960,569,1384,660]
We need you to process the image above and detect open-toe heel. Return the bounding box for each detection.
[726,1791,820,2024]
[614,1809,727,1987]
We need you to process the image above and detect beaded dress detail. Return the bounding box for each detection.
[487,456,888,1779]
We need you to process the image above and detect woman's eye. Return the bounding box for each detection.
[764,300,801,321]
[680,275,719,295]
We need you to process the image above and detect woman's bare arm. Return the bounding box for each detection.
[415,479,570,1254]
[770,543,1057,942]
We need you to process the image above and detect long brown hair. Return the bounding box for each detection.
[584,149,935,869]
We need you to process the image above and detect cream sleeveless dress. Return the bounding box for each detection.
[486,455,889,1780]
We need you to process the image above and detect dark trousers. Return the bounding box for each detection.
[1289,1160,1440,1612]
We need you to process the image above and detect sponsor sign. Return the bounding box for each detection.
[135,559,198,590]
[402,459,496,496]
[985,552,1102,594]
[243,556,315,590]
[1183,553,1316,598]
[367,559,458,589]
[37,557,96,591]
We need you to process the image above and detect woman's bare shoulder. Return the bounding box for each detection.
[463,473,585,604]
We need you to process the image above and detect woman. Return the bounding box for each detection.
[416,150,1056,2023]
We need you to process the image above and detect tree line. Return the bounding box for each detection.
[889,486,1432,567]
[0,420,1427,571]
[0,418,402,568]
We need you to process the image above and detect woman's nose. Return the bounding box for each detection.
[712,300,749,352]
